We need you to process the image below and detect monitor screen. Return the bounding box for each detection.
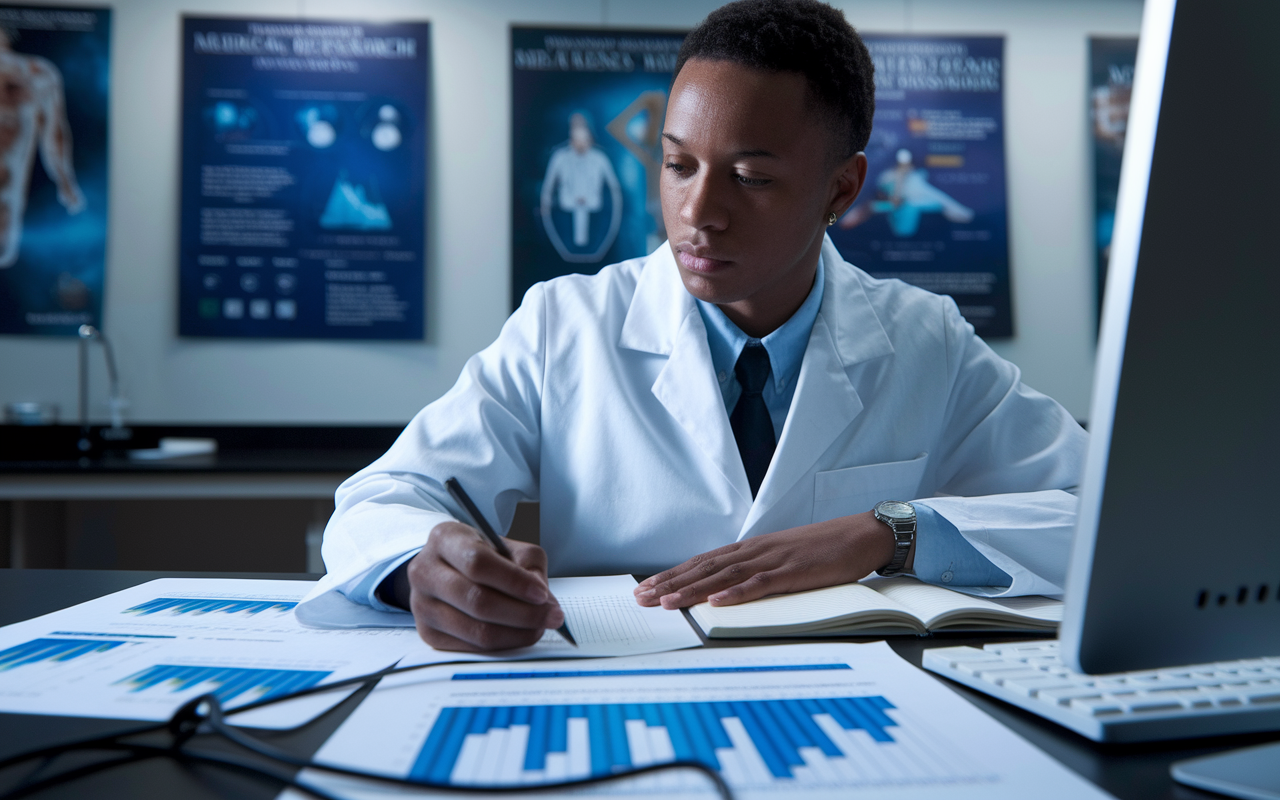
[1060,0,1280,674]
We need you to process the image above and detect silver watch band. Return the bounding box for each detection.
[874,501,916,577]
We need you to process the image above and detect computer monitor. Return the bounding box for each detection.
[1058,1,1280,791]
[1059,0,1280,677]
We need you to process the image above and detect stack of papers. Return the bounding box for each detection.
[0,575,701,728]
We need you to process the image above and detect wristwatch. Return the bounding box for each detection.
[873,500,916,577]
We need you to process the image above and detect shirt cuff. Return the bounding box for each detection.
[912,504,1011,589]
[341,548,419,613]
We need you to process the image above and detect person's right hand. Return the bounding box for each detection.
[402,521,564,652]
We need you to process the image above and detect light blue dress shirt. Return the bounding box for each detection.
[356,256,1008,610]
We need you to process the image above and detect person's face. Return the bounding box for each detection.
[569,116,593,153]
[661,58,866,335]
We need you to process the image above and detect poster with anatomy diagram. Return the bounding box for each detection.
[178,17,429,339]
[1089,37,1137,324]
[0,6,110,336]
[829,35,1012,338]
[511,27,685,310]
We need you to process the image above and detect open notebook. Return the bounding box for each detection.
[688,577,1063,638]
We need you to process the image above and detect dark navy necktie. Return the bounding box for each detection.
[730,342,777,498]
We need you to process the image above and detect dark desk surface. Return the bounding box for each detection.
[0,569,1273,800]
[0,425,401,474]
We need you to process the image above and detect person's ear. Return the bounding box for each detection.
[827,152,868,221]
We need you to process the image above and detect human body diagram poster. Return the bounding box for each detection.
[1089,37,1137,324]
[0,6,109,336]
[830,35,1012,337]
[510,27,684,310]
[178,18,429,340]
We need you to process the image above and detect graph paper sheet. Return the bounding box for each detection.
[280,642,1115,800]
[0,578,419,728]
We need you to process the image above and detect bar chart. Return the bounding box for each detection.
[291,643,1116,800]
[123,598,298,617]
[408,694,965,790]
[116,664,331,704]
[0,638,129,671]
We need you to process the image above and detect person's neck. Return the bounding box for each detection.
[717,254,820,340]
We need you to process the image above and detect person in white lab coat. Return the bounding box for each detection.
[310,0,1087,651]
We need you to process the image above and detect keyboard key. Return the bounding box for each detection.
[1039,687,1105,706]
[1119,697,1185,714]
[1001,676,1080,697]
[973,668,1047,685]
[1071,697,1124,716]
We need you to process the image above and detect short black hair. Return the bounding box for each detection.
[674,0,875,158]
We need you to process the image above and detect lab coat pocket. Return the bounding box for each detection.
[813,453,929,522]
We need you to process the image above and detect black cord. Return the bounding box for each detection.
[0,658,736,800]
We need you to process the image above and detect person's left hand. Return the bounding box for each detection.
[633,511,909,609]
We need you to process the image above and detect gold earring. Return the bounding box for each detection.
[827,211,838,226]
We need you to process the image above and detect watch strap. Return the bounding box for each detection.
[874,501,916,577]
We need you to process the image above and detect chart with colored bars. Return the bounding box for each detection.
[116,664,330,704]
[409,665,981,790]
[123,598,298,617]
[0,638,129,671]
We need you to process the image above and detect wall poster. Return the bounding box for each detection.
[830,35,1012,337]
[0,6,109,336]
[1089,37,1137,323]
[511,27,685,309]
[179,18,429,339]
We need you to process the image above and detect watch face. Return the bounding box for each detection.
[876,500,914,520]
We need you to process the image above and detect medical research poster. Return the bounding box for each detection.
[830,35,1012,337]
[178,18,429,339]
[511,27,684,310]
[1090,37,1137,323]
[0,6,109,336]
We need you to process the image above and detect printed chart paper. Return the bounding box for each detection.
[830,35,1013,337]
[178,18,430,339]
[0,578,419,728]
[0,6,110,336]
[278,642,1115,799]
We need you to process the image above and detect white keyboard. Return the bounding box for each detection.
[923,640,1280,743]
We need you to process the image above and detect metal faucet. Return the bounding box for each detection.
[77,324,127,453]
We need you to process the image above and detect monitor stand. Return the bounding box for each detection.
[1172,741,1280,800]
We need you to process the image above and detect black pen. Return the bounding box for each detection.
[444,477,577,647]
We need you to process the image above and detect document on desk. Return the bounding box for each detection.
[300,574,704,665]
[0,579,419,729]
[277,641,1115,800]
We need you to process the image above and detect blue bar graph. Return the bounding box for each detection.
[408,696,898,783]
[0,638,128,671]
[124,598,298,617]
[453,664,852,681]
[115,664,330,704]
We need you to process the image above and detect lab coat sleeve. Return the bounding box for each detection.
[912,298,1088,598]
[307,283,549,613]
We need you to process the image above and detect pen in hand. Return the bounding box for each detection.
[444,477,578,647]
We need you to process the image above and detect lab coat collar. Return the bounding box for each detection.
[618,243,691,356]
[619,237,897,516]
[619,237,892,365]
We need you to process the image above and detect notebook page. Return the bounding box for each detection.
[865,578,1060,629]
[691,581,918,632]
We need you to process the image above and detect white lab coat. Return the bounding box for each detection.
[306,237,1086,622]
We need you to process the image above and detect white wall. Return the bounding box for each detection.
[0,0,1141,424]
